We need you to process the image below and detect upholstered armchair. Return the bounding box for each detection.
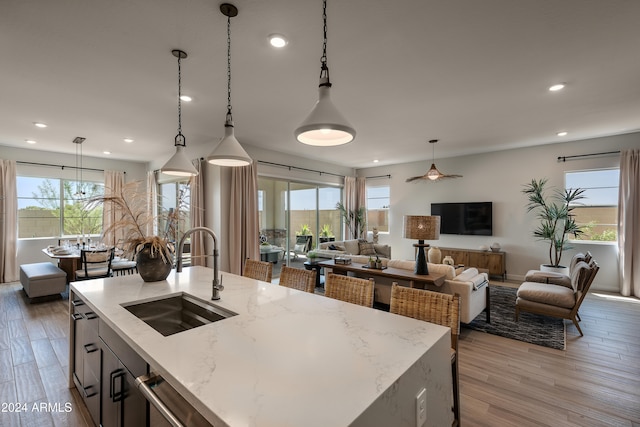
[516,260,599,336]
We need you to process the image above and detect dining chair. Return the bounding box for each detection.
[243,259,273,283]
[324,273,374,307]
[278,265,316,293]
[112,258,138,276]
[75,247,115,280]
[390,283,461,426]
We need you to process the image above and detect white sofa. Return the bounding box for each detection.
[315,239,391,259]
[338,259,488,324]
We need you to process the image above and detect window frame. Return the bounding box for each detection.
[365,182,390,233]
[565,168,619,244]
[17,175,104,239]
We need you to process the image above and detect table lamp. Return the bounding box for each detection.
[403,215,440,275]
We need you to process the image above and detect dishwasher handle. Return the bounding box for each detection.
[135,374,185,427]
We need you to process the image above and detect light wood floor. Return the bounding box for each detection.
[1,280,638,427]
[0,282,92,427]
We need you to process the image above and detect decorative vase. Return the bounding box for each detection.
[428,246,442,264]
[443,255,454,266]
[136,243,172,282]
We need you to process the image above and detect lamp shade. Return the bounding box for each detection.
[161,145,199,176]
[207,123,252,167]
[295,84,355,146]
[403,215,440,240]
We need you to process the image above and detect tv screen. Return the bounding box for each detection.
[431,202,493,236]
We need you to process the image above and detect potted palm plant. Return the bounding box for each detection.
[319,224,335,243]
[87,180,176,282]
[522,178,586,272]
[336,202,367,240]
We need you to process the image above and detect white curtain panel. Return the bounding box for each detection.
[618,148,640,297]
[146,171,158,237]
[344,176,357,239]
[229,161,259,276]
[0,159,18,283]
[103,170,125,247]
[189,159,206,266]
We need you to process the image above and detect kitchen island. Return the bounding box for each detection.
[70,266,452,427]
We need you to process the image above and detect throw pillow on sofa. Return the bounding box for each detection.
[359,241,376,256]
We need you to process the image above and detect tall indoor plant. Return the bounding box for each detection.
[87,180,176,282]
[336,202,367,240]
[522,178,586,270]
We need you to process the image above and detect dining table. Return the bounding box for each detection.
[42,246,81,282]
[42,245,121,282]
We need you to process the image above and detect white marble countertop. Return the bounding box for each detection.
[71,266,451,427]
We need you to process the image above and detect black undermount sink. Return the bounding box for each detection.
[123,293,237,336]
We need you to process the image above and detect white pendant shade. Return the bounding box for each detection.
[161,145,198,176]
[295,85,355,146]
[207,124,251,167]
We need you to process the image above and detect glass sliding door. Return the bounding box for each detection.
[318,186,341,245]
[258,177,342,280]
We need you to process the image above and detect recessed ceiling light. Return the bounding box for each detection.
[33,122,47,128]
[549,83,565,92]
[179,95,192,102]
[103,151,111,155]
[373,159,379,163]
[124,138,134,143]
[25,139,36,144]
[557,131,568,136]
[269,34,288,48]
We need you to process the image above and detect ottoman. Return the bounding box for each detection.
[20,262,67,299]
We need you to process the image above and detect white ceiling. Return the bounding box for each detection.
[2,0,640,169]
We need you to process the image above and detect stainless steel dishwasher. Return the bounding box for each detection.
[135,373,214,427]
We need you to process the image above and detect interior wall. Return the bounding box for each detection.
[356,132,640,292]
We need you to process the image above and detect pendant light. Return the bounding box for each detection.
[207,3,252,167]
[161,49,199,176]
[405,140,463,182]
[294,0,355,146]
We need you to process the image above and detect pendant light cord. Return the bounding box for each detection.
[175,53,186,147]
[226,14,233,123]
[319,0,331,85]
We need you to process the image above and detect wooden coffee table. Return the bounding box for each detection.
[318,260,446,288]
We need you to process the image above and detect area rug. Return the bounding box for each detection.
[463,285,566,350]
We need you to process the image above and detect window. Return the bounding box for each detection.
[366,184,390,233]
[566,169,619,241]
[17,176,103,238]
[158,180,190,242]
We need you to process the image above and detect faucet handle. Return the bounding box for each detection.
[217,275,224,291]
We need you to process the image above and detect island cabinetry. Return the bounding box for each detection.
[439,247,506,279]
[99,319,148,427]
[70,297,100,425]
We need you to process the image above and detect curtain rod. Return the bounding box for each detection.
[365,174,391,179]
[257,160,345,178]
[17,160,108,173]
[557,151,620,162]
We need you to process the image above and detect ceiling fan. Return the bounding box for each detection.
[406,139,463,182]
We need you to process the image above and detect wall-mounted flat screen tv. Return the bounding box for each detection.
[431,202,493,236]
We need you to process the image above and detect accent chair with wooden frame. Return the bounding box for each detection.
[75,247,115,281]
[324,273,375,307]
[243,259,273,283]
[390,283,461,427]
[516,259,599,336]
[278,265,316,293]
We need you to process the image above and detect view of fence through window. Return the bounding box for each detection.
[258,177,342,255]
[17,176,104,238]
[566,169,619,241]
[366,184,390,232]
